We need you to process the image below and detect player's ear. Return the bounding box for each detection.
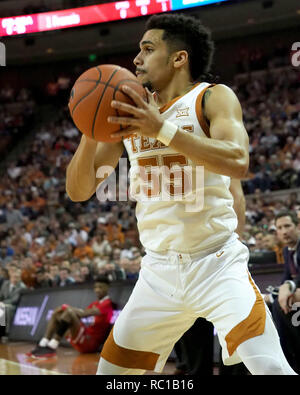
[173,50,188,69]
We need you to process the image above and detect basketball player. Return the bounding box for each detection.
[66,14,296,374]
[27,277,113,358]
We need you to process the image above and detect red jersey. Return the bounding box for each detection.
[82,296,113,341]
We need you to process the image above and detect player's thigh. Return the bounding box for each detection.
[100,312,195,374]
[60,308,82,337]
[199,242,265,364]
[100,269,195,372]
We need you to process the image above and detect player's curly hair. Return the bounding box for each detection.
[145,13,215,82]
[94,275,110,285]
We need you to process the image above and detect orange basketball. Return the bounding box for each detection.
[68,64,147,143]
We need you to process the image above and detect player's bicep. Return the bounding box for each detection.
[205,84,249,154]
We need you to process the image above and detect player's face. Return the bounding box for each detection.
[134,29,174,91]
[275,216,298,246]
[94,282,108,299]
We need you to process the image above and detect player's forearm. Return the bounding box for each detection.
[66,135,98,202]
[71,307,92,318]
[77,308,99,318]
[168,128,248,179]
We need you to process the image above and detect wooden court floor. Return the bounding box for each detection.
[0,341,176,375]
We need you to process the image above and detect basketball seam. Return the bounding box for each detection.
[71,68,102,118]
[91,67,121,140]
[75,80,116,90]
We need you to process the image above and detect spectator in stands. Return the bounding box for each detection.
[92,231,112,259]
[97,262,122,282]
[282,137,298,157]
[71,270,83,284]
[112,248,122,266]
[26,190,47,218]
[66,223,79,247]
[266,211,300,372]
[0,267,26,336]
[105,214,125,245]
[17,88,31,103]
[246,156,272,193]
[0,267,9,289]
[35,268,53,289]
[252,230,267,252]
[119,210,133,231]
[262,232,283,264]
[20,257,37,289]
[287,192,300,210]
[119,254,141,281]
[77,216,90,241]
[27,277,113,358]
[45,80,59,100]
[73,235,94,260]
[48,264,60,287]
[5,202,24,229]
[70,258,81,275]
[7,161,22,180]
[94,253,111,274]
[52,233,72,259]
[264,227,285,264]
[277,158,299,190]
[293,152,300,173]
[273,211,300,311]
[58,267,75,287]
[260,128,279,155]
[18,225,32,247]
[0,239,14,265]
[80,265,93,283]
[269,154,282,177]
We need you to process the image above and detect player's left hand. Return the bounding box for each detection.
[108,85,164,140]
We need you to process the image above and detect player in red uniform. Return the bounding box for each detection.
[27,277,113,358]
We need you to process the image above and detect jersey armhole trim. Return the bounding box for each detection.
[195,83,216,138]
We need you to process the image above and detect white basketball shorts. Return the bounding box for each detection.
[100,236,266,372]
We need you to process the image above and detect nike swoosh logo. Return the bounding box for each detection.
[216,251,224,258]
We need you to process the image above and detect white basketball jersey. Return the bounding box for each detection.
[123,82,238,253]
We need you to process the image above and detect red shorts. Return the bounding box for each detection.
[68,322,101,353]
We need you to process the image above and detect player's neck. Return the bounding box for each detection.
[155,73,195,108]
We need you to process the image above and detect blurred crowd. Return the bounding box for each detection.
[0,85,36,156]
[234,66,300,193]
[244,191,300,264]
[235,41,289,74]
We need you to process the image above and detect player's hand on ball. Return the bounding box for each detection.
[109,86,164,140]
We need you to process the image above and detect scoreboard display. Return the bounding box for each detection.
[0,0,228,37]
